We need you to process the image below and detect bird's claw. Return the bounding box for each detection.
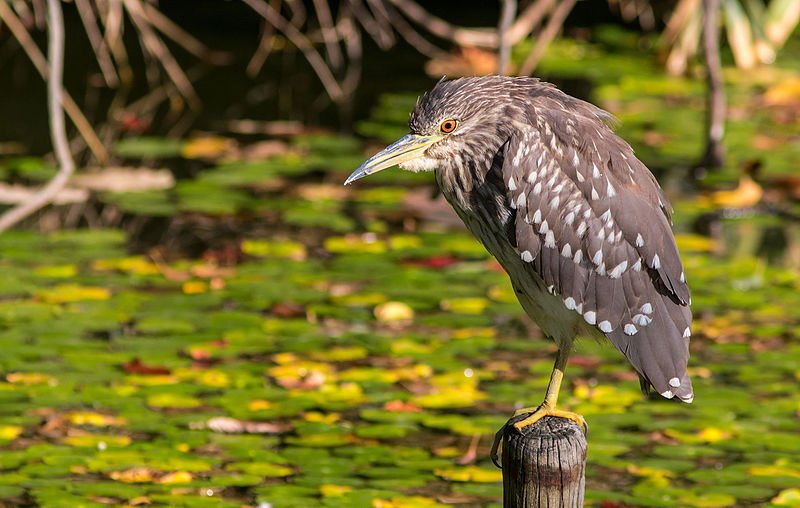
[490,423,507,469]
[490,407,588,467]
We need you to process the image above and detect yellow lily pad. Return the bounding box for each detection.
[440,297,489,314]
[435,466,502,483]
[147,393,202,409]
[38,284,111,303]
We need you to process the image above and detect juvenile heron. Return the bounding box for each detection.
[346,76,693,459]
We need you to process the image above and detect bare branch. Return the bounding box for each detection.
[0,0,77,233]
[122,0,202,110]
[243,0,345,102]
[519,0,577,75]
[312,0,344,70]
[498,0,516,75]
[247,19,276,77]
[382,1,449,60]
[0,0,108,163]
[142,2,232,65]
[506,0,555,45]
[349,0,395,50]
[387,0,498,47]
[75,0,119,86]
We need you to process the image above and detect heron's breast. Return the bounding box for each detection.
[435,163,581,346]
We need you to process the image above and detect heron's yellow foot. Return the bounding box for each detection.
[512,405,588,434]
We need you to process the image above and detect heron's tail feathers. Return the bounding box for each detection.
[607,295,693,404]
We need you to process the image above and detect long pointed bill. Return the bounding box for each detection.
[345,133,440,185]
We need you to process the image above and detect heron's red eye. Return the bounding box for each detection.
[440,119,457,133]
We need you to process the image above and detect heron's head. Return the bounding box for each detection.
[346,76,531,185]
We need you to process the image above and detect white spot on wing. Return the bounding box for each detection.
[508,177,516,191]
[624,324,637,335]
[601,209,611,222]
[576,222,587,237]
[633,258,642,271]
[669,377,681,388]
[521,250,533,262]
[683,327,691,338]
[544,230,555,248]
[641,303,652,314]
[592,163,600,178]
[591,188,600,200]
[583,310,596,325]
[533,209,542,224]
[573,250,583,264]
[636,233,644,247]
[598,320,612,333]
[550,195,560,208]
[564,212,575,225]
[576,171,585,183]
[516,192,526,208]
[661,390,674,399]
[606,179,616,197]
[533,182,542,195]
[539,220,549,234]
[652,254,661,269]
[564,297,576,310]
[680,271,685,282]
[592,250,603,265]
[633,314,652,326]
[561,244,572,258]
[609,260,627,278]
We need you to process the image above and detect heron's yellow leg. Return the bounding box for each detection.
[512,346,587,433]
[490,346,587,467]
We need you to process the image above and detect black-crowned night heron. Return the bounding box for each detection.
[346,76,692,461]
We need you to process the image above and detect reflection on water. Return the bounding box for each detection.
[695,209,800,269]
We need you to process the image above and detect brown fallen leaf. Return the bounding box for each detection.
[122,358,171,376]
[275,369,326,390]
[270,302,306,318]
[382,400,422,412]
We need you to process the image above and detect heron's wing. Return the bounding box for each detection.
[502,101,692,401]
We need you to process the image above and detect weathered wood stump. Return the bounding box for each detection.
[501,415,587,508]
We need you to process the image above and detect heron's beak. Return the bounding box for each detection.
[345,133,439,185]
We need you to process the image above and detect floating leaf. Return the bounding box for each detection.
[374,302,414,323]
[146,393,202,409]
[38,284,110,303]
[434,466,502,483]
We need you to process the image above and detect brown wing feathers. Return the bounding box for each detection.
[503,93,693,401]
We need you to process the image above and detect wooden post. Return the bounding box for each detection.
[501,415,587,508]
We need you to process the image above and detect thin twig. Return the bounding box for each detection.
[243,0,345,102]
[519,0,577,75]
[122,0,201,110]
[247,19,276,77]
[387,0,498,47]
[498,0,517,75]
[0,0,76,233]
[506,0,555,47]
[142,2,232,65]
[349,0,394,49]
[382,1,449,60]
[312,0,343,70]
[74,0,119,86]
[0,0,108,163]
